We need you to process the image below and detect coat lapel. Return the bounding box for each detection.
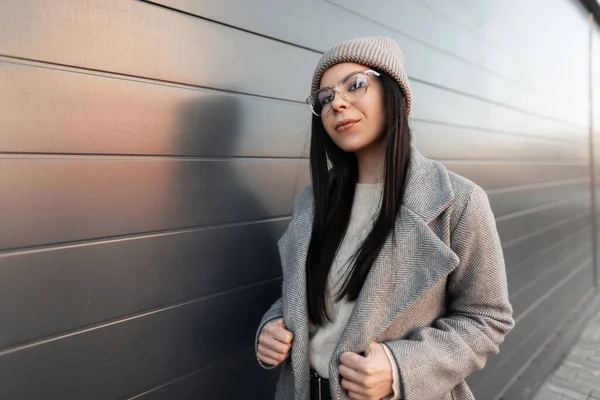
[278,195,314,400]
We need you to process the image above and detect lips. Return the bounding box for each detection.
[335,119,360,133]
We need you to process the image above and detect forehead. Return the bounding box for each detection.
[320,62,370,88]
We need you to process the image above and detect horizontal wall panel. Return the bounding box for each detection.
[488,180,590,217]
[0,219,287,350]
[470,266,593,398]
[496,196,590,244]
[414,121,588,161]
[131,350,279,400]
[0,0,319,102]
[507,227,590,295]
[0,280,280,400]
[18,57,588,164]
[511,250,593,318]
[443,164,588,192]
[0,158,303,250]
[411,81,585,142]
[420,1,509,38]
[0,60,310,157]
[502,214,590,270]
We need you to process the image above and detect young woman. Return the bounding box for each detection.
[255,36,514,400]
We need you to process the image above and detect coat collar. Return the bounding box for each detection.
[401,145,454,223]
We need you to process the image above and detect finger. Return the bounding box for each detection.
[261,324,292,346]
[364,342,377,357]
[339,364,364,384]
[265,319,285,332]
[341,377,368,396]
[271,325,294,344]
[258,343,289,362]
[269,319,283,330]
[347,392,367,400]
[258,353,283,367]
[340,351,365,371]
[259,334,290,354]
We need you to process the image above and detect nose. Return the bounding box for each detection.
[330,90,350,113]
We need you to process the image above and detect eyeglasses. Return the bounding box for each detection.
[306,69,381,117]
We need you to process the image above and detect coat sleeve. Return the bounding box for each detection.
[382,185,515,400]
[255,296,284,370]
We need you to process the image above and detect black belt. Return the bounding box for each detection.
[310,369,331,400]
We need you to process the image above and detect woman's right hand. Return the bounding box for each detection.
[257,318,294,367]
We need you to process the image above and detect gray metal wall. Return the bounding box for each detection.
[0,0,598,399]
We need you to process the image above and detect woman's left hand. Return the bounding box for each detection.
[339,342,394,400]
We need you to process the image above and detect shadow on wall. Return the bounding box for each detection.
[147,94,284,397]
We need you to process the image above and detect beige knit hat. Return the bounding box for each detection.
[310,36,412,115]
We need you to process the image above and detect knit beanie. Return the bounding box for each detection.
[310,37,412,115]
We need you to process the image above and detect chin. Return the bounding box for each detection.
[329,130,381,154]
[334,141,369,153]
[338,145,364,153]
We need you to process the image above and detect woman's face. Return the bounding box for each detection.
[319,62,387,153]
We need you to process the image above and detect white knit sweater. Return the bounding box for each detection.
[308,181,401,399]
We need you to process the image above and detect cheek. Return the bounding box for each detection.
[361,104,386,140]
[367,96,387,133]
[321,117,337,139]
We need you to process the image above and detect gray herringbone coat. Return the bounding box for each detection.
[255,147,515,400]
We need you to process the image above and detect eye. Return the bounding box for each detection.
[318,90,334,105]
[347,75,368,92]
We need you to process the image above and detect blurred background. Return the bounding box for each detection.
[0,0,599,399]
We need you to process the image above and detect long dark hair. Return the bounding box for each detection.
[306,71,412,327]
